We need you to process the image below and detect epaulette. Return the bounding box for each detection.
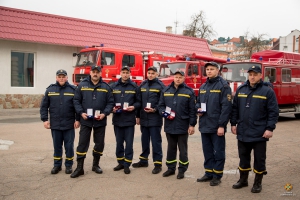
[139,80,148,87]
[263,82,274,89]
[219,77,231,88]
[236,82,247,92]
[157,79,166,89]
[129,80,138,88]
[46,83,56,89]
[184,84,195,95]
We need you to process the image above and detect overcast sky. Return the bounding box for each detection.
[1,0,299,40]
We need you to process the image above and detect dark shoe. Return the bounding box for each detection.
[113,164,124,171]
[197,175,213,182]
[124,166,131,174]
[232,180,248,189]
[251,174,263,193]
[232,170,249,189]
[132,162,149,168]
[92,166,103,174]
[51,166,62,174]
[70,158,84,178]
[162,170,175,177]
[92,155,103,174]
[177,172,184,179]
[210,177,221,186]
[152,166,162,174]
[65,166,72,174]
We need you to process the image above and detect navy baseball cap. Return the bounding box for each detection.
[121,66,131,72]
[91,65,101,72]
[174,71,185,76]
[204,62,220,70]
[147,66,157,72]
[56,69,67,76]
[247,65,261,73]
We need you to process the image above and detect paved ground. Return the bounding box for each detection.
[0,108,299,200]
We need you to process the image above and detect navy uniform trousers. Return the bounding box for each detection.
[139,126,163,166]
[238,140,267,174]
[201,132,225,178]
[76,125,106,159]
[165,133,189,173]
[114,126,135,167]
[51,129,75,167]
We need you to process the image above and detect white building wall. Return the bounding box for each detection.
[279,30,300,52]
[0,40,78,94]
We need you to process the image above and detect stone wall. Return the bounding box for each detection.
[0,94,44,109]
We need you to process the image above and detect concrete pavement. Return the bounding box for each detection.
[0,108,299,200]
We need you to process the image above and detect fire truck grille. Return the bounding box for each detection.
[75,74,89,83]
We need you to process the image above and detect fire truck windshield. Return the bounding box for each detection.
[158,63,186,77]
[76,50,98,66]
[221,63,262,82]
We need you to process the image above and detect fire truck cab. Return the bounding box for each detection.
[72,46,176,85]
[158,53,230,96]
[222,50,300,118]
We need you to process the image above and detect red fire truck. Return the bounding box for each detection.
[72,46,177,85]
[221,50,300,118]
[157,53,230,95]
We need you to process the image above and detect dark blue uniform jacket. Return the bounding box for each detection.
[158,82,197,134]
[196,76,232,133]
[40,81,79,130]
[230,80,279,142]
[111,78,141,127]
[73,76,114,127]
[136,78,165,127]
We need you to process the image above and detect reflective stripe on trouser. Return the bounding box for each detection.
[201,132,225,178]
[165,133,189,172]
[139,126,163,166]
[76,125,106,159]
[238,140,267,174]
[51,129,75,167]
[114,125,135,167]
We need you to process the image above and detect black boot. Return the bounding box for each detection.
[92,155,103,174]
[232,170,249,189]
[251,173,263,193]
[70,158,84,178]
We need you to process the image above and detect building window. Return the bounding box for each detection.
[11,52,34,87]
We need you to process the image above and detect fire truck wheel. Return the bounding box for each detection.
[295,114,300,119]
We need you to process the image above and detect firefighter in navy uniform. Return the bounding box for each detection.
[133,66,165,174]
[111,66,141,174]
[231,65,279,193]
[196,62,232,186]
[40,69,80,175]
[157,71,197,179]
[71,66,114,178]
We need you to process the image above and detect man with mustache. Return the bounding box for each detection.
[71,65,114,178]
